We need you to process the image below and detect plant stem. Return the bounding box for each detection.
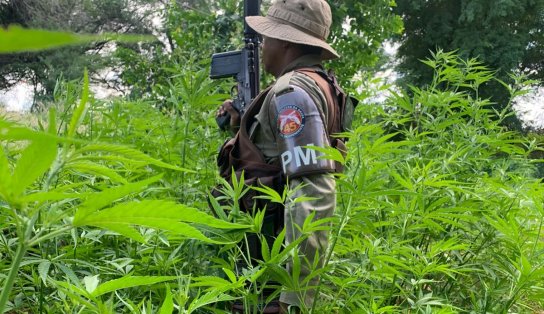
[0,241,27,312]
[27,225,72,247]
[532,216,543,256]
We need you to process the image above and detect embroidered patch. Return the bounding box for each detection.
[277,105,305,138]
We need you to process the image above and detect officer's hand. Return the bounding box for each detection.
[217,100,241,130]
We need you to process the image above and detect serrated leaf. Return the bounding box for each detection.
[91,223,145,243]
[251,185,284,204]
[261,234,270,262]
[12,138,58,195]
[91,276,177,297]
[70,155,148,167]
[207,190,228,220]
[54,281,94,305]
[267,231,308,265]
[22,191,84,203]
[0,120,74,143]
[159,287,174,314]
[38,261,51,285]
[292,248,301,284]
[305,144,345,164]
[57,263,83,288]
[75,143,193,172]
[0,146,12,200]
[74,200,248,230]
[84,275,100,294]
[48,107,57,135]
[187,290,237,313]
[390,170,412,191]
[266,264,292,287]
[0,25,155,53]
[67,69,90,138]
[271,228,286,258]
[190,276,233,289]
[74,175,162,222]
[222,268,237,284]
[90,219,212,243]
[65,161,128,184]
[73,200,248,243]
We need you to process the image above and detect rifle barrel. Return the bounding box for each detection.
[244,0,261,35]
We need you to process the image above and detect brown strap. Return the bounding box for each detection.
[238,86,274,165]
[295,69,340,136]
[221,86,283,182]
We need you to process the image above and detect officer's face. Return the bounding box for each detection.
[261,36,283,77]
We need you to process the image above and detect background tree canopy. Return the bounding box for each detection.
[115,0,404,100]
[0,0,157,99]
[0,0,403,102]
[394,0,544,129]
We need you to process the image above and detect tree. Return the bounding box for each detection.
[394,0,544,128]
[327,0,403,87]
[113,0,237,101]
[116,0,404,102]
[0,0,157,100]
[0,0,402,106]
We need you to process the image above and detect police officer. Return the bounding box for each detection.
[217,0,343,312]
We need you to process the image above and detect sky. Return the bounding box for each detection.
[0,82,34,112]
[513,87,544,130]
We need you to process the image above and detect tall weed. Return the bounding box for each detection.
[320,51,544,313]
[0,70,248,313]
[2,28,543,313]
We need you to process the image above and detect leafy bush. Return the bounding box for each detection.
[320,50,544,313]
[0,68,247,313]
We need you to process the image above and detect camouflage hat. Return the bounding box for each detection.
[246,0,339,60]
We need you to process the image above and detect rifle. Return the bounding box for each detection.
[210,0,261,130]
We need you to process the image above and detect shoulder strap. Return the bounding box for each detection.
[273,71,295,96]
[295,68,341,136]
[238,86,274,165]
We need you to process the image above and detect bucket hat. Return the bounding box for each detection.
[246,0,339,60]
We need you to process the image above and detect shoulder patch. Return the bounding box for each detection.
[277,105,305,138]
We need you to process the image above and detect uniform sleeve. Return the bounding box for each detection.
[270,85,335,178]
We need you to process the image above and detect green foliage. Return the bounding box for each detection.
[1,11,544,314]
[0,89,247,312]
[114,1,231,102]
[0,25,154,53]
[394,0,544,129]
[115,0,404,102]
[0,33,250,312]
[0,0,159,96]
[318,50,544,313]
[327,0,404,86]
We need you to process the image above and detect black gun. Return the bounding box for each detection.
[210,0,261,130]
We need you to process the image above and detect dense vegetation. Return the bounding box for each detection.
[394,0,544,129]
[1,1,544,313]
